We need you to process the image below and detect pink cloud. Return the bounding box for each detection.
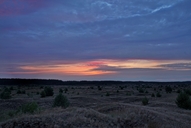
[0,0,49,16]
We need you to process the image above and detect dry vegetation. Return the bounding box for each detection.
[0,83,191,128]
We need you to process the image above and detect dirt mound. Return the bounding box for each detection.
[0,107,117,128]
[1,104,191,128]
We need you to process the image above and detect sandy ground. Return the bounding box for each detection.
[0,84,191,128]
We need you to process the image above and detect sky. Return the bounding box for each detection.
[0,0,191,81]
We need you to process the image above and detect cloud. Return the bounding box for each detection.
[0,0,48,16]
[0,0,191,81]
[151,4,174,13]
[158,63,191,70]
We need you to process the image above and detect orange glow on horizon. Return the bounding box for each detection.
[15,59,191,76]
[19,63,115,76]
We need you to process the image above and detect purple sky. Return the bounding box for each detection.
[0,0,191,81]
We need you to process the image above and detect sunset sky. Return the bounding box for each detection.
[0,0,191,81]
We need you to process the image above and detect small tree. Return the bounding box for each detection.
[184,89,191,95]
[175,92,191,109]
[151,93,155,97]
[21,102,39,114]
[106,92,110,96]
[40,90,46,98]
[176,89,181,93]
[64,88,68,93]
[0,88,11,99]
[142,97,149,105]
[139,88,144,93]
[17,90,22,94]
[98,86,102,91]
[59,88,63,93]
[44,87,54,96]
[156,92,161,97]
[165,86,172,93]
[53,93,69,108]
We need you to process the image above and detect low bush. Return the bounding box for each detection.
[53,93,69,108]
[40,87,54,98]
[139,88,144,93]
[184,89,191,95]
[106,92,110,96]
[165,86,172,93]
[175,92,191,109]
[21,90,26,94]
[40,90,46,98]
[156,92,161,97]
[59,88,63,93]
[126,92,131,96]
[17,90,22,94]
[176,89,181,93]
[98,86,102,91]
[0,88,11,99]
[151,93,155,97]
[142,97,149,105]
[17,90,25,94]
[9,86,14,90]
[64,88,68,93]
[44,87,54,96]
[21,102,39,114]
[0,91,11,99]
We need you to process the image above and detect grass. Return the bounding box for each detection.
[1,84,191,127]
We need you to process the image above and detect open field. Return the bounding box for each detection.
[0,82,191,128]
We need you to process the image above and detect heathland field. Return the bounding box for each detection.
[1,82,191,128]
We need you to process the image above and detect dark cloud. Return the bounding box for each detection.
[158,63,191,70]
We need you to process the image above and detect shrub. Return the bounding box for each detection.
[17,90,22,94]
[142,97,149,105]
[151,93,155,97]
[165,86,172,93]
[126,92,131,96]
[21,90,26,94]
[139,88,144,93]
[175,92,191,109]
[53,93,69,108]
[184,89,191,95]
[156,92,161,97]
[44,87,54,96]
[0,88,11,99]
[9,86,14,90]
[106,92,110,96]
[0,91,11,99]
[119,86,124,90]
[40,90,46,98]
[21,102,39,114]
[98,86,102,91]
[64,88,68,93]
[177,89,181,93]
[17,90,25,94]
[59,88,63,93]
